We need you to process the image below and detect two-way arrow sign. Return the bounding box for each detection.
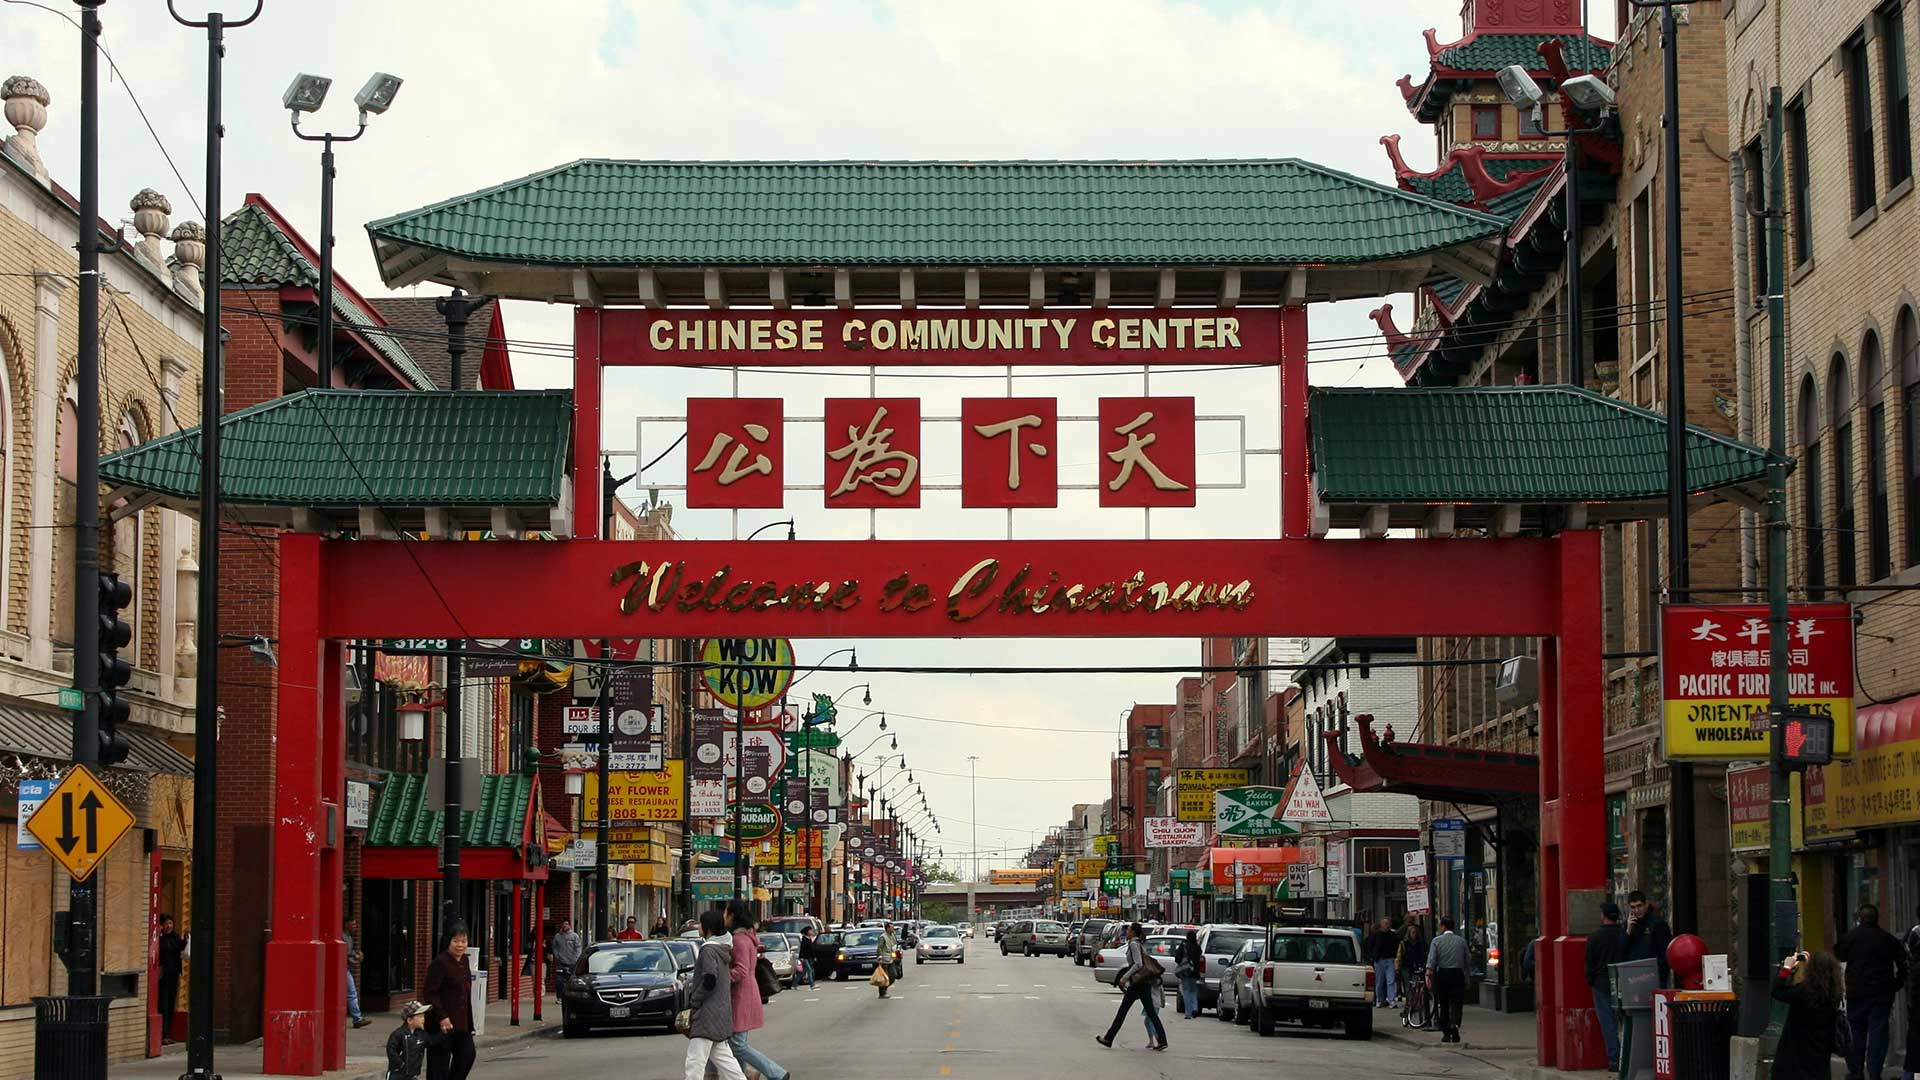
[26,766,134,882]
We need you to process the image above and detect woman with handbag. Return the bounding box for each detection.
[1770,949,1843,1080]
[682,910,748,1080]
[1094,923,1168,1051]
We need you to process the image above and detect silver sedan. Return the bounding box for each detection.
[1215,938,1267,1024]
[916,925,967,964]
[1092,935,1184,986]
[758,932,796,985]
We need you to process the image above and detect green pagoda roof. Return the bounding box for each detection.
[366,773,535,850]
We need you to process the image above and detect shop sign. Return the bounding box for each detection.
[1280,767,1330,823]
[578,762,687,823]
[1327,842,1345,898]
[464,638,545,677]
[1607,794,1630,856]
[1804,739,1920,833]
[726,802,781,841]
[1727,763,1771,853]
[1143,817,1207,848]
[345,780,370,830]
[699,637,795,709]
[691,880,733,900]
[1076,857,1107,883]
[1101,870,1134,895]
[1214,786,1297,839]
[1660,603,1855,761]
[1176,768,1250,822]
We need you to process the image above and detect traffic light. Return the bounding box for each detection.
[96,572,132,765]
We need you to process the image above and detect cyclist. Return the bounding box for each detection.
[1397,919,1430,1028]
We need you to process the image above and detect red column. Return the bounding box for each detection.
[511,882,523,1026]
[263,532,333,1075]
[533,881,544,1021]
[1279,304,1310,539]
[573,307,603,539]
[321,638,346,1071]
[1543,528,1608,1069]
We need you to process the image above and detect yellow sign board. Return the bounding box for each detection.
[1176,767,1250,822]
[26,765,135,882]
[1805,738,1920,836]
[1075,857,1106,882]
[580,762,686,824]
[699,638,795,710]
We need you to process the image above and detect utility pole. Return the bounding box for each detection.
[1761,85,1798,1059]
[968,755,979,886]
[435,290,485,942]
[593,643,611,942]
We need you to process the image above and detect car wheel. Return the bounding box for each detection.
[561,1021,585,1039]
[835,970,847,981]
[1001,944,1009,956]
[915,956,922,965]
[958,956,966,965]
[1217,991,1233,1023]
[1256,1002,1276,1037]
[1024,944,1033,957]
[1344,1013,1373,1040]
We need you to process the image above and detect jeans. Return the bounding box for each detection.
[795,958,814,987]
[1373,959,1397,1004]
[347,968,362,1022]
[1179,975,1200,1018]
[1104,983,1167,1046]
[728,1033,787,1080]
[685,1037,747,1080]
[1846,992,1893,1079]
[1590,982,1619,1065]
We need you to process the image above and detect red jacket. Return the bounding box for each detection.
[729,929,765,1032]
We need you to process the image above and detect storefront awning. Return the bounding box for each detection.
[362,772,549,880]
[0,702,192,775]
[1208,845,1306,887]
[1322,715,1536,804]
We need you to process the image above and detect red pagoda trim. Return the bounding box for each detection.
[1321,713,1537,803]
[1370,303,1414,354]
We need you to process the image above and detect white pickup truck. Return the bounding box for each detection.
[1248,925,1374,1040]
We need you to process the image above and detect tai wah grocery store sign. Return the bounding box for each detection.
[1660,603,1855,761]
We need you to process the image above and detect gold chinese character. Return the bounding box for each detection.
[828,405,919,497]
[692,423,774,486]
[1106,411,1190,492]
[973,414,1050,489]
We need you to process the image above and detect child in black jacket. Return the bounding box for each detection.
[385,1001,431,1080]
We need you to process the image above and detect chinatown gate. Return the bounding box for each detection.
[102,160,1772,1074]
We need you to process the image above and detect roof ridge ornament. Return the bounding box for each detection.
[2,74,51,182]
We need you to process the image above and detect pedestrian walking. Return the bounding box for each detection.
[385,1002,432,1080]
[616,916,645,941]
[1770,949,1842,1080]
[684,909,748,1080]
[725,901,792,1080]
[1426,916,1470,1044]
[1584,901,1628,1071]
[423,924,476,1080]
[796,927,819,988]
[1836,903,1908,1080]
[548,919,582,1002]
[1174,930,1202,1019]
[346,917,372,1029]
[1623,890,1673,985]
[155,914,186,1043]
[1094,923,1167,1051]
[1366,918,1400,1008]
[874,925,899,998]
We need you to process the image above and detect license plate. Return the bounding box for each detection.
[607,1006,630,1018]
[1307,999,1329,1010]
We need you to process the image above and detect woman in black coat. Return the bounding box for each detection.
[1770,950,1842,1080]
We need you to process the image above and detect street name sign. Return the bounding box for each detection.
[27,766,134,881]
[1213,785,1298,839]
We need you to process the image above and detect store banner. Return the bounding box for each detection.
[1176,767,1250,822]
[1660,603,1855,761]
[692,708,727,781]
[1803,697,1920,833]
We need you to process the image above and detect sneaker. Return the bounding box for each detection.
[351,1018,372,1029]
[1094,1035,1113,1048]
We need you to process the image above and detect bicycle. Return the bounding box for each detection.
[1400,968,1432,1030]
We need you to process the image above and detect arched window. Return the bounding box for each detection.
[1798,375,1825,599]
[52,395,77,645]
[1864,332,1891,582]
[0,346,10,630]
[1902,307,1920,568]
[111,412,143,662]
[1829,354,1856,592]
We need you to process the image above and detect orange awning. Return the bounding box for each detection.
[1209,845,1306,887]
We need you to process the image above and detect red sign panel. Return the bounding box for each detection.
[1660,603,1856,761]
[824,398,921,508]
[686,398,784,508]
[960,398,1057,507]
[593,307,1282,367]
[1099,396,1197,507]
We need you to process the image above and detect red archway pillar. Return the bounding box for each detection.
[263,532,346,1074]
[1538,528,1608,1069]
[1279,304,1310,539]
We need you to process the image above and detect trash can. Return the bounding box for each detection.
[33,996,110,1080]
[1611,959,1660,1080]
[1668,998,1737,1080]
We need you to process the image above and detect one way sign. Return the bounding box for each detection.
[26,765,135,882]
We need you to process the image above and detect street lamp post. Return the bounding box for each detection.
[967,755,979,885]
[283,71,402,389]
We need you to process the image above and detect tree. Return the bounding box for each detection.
[920,862,960,884]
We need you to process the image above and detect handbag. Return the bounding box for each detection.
[1130,954,1165,990]
[673,1008,693,1037]
[1832,1006,1852,1058]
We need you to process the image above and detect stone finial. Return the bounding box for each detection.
[2,75,51,182]
[131,188,173,268]
[169,221,205,298]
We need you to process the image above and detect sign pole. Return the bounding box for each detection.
[733,658,746,903]
[595,643,611,942]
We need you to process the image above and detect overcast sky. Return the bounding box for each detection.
[9,0,1494,876]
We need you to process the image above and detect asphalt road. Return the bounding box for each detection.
[485,942,1512,1080]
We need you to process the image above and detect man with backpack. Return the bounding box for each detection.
[726,902,792,1080]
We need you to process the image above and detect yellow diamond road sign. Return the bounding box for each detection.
[27,765,135,882]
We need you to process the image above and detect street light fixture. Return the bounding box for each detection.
[285,70,402,389]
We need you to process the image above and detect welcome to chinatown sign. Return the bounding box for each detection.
[1660,603,1856,762]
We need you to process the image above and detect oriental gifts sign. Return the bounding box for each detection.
[1661,603,1855,761]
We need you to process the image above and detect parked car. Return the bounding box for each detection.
[1074,918,1118,965]
[763,915,824,940]
[832,926,901,980]
[1091,933,1182,986]
[1000,918,1071,956]
[1215,938,1267,1024]
[1249,925,1373,1040]
[916,924,967,964]
[1195,924,1265,1009]
[662,938,697,973]
[758,932,797,986]
[560,941,685,1037]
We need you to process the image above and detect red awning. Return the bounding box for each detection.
[361,846,548,881]
[1322,714,1536,804]
[1208,845,1306,887]
[1856,694,1920,751]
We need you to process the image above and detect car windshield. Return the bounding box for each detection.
[1036,921,1066,933]
[926,926,960,939]
[844,929,884,947]
[758,934,790,951]
[1270,934,1358,965]
[1205,930,1260,957]
[585,945,673,974]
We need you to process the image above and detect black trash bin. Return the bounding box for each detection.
[1668,998,1738,1080]
[34,996,111,1080]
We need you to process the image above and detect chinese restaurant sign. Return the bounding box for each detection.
[1660,603,1855,762]
[1176,767,1251,822]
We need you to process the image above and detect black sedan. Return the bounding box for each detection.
[830,927,902,981]
[560,941,688,1037]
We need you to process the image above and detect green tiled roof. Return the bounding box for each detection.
[366,159,1509,273]
[366,773,534,850]
[222,204,437,390]
[1311,385,1774,503]
[1435,33,1612,73]
[1404,157,1557,205]
[99,390,571,506]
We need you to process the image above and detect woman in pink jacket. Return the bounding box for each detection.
[725,902,791,1080]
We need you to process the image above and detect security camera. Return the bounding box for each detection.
[1562,74,1617,113]
[1497,64,1546,111]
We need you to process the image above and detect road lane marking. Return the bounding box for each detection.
[1024,995,1041,1000]
[936,994,951,999]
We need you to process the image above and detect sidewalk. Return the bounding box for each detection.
[114,994,563,1080]
[1376,1005,1561,1075]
